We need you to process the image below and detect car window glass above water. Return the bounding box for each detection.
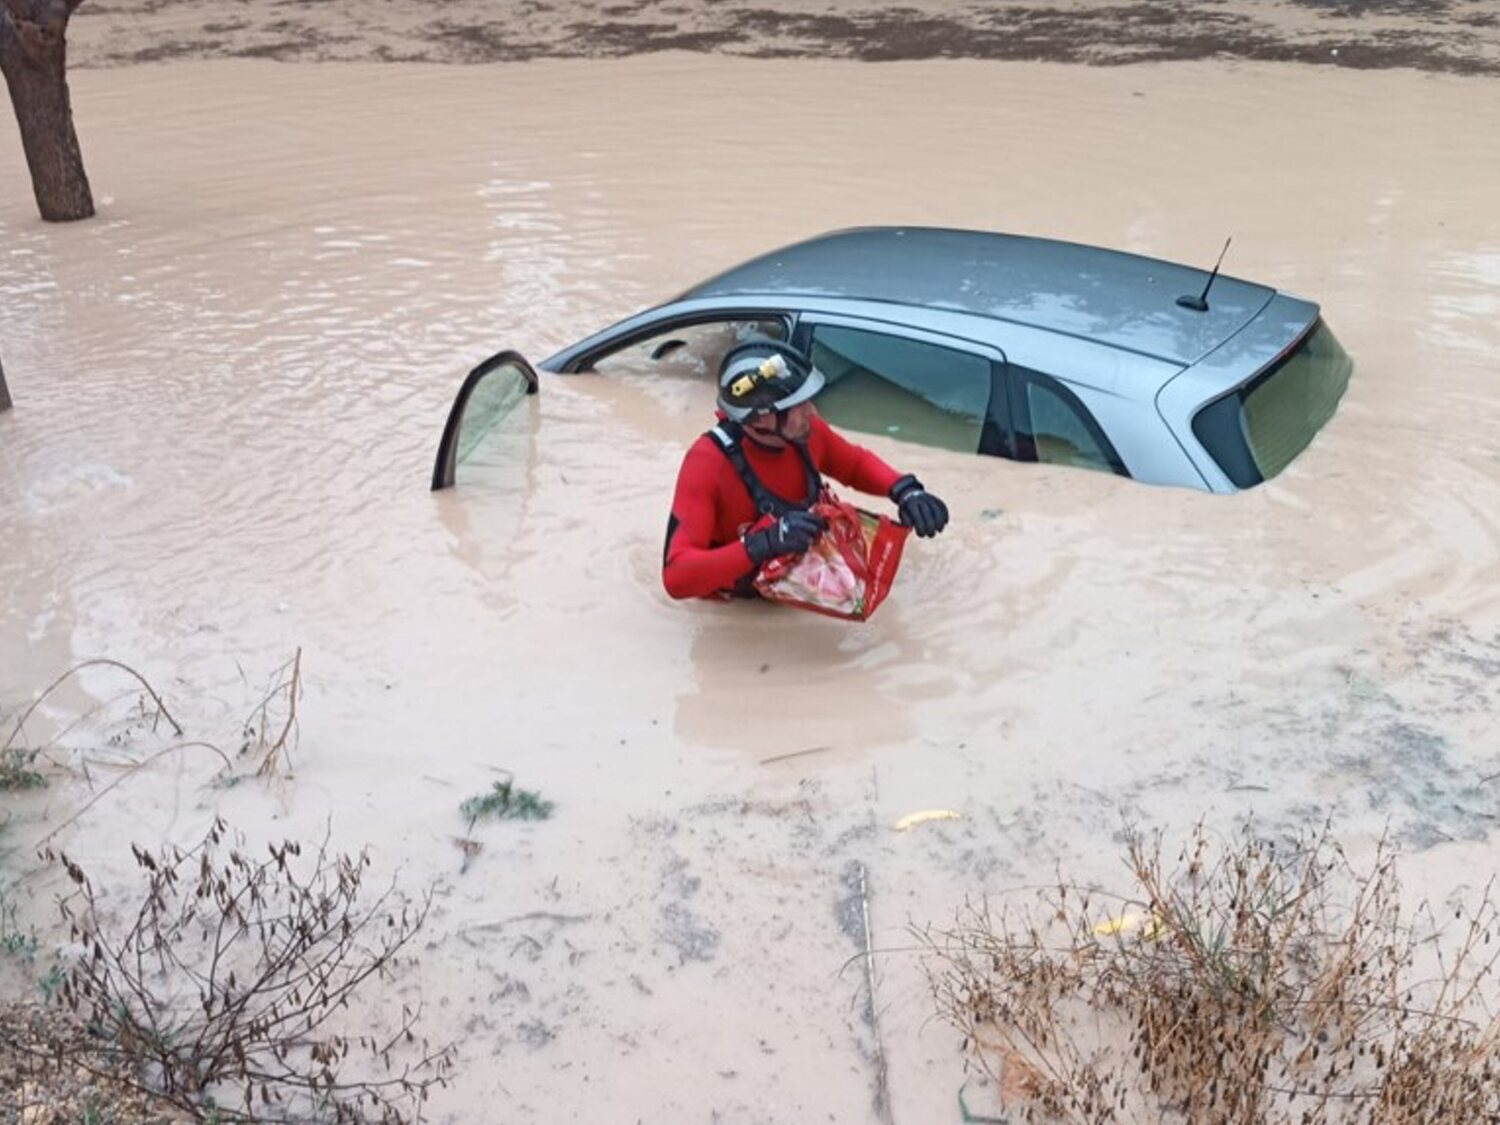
[1191,320,1353,488]
[1241,323,1352,480]
[432,353,539,490]
[1017,375,1123,475]
[808,324,991,454]
[456,362,531,465]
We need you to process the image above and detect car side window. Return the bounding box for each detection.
[807,324,992,454]
[1012,370,1127,476]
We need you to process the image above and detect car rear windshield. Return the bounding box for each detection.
[1191,319,1353,488]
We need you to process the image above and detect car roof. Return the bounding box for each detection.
[679,227,1278,366]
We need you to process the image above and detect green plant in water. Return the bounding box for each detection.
[36,963,66,1002]
[0,746,47,790]
[460,779,554,828]
[2,929,38,959]
[1,884,38,961]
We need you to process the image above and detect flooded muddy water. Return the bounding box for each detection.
[3,53,1500,1122]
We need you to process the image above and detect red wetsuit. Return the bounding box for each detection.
[662,413,903,600]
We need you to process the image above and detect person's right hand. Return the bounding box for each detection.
[744,510,826,564]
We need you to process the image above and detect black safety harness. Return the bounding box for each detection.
[707,419,822,597]
[707,420,822,518]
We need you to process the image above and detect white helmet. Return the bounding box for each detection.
[716,339,825,422]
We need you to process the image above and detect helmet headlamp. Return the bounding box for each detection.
[729,355,789,399]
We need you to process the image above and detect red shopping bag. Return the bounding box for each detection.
[752,490,911,621]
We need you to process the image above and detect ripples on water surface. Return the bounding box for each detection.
[3,57,1500,1121]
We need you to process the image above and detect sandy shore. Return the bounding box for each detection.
[70,0,1500,73]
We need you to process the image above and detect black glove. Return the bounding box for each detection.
[890,474,949,538]
[744,510,826,565]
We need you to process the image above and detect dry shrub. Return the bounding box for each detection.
[39,818,451,1123]
[926,823,1500,1124]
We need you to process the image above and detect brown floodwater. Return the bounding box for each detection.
[3,55,1500,1122]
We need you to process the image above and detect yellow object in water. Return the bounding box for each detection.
[893,809,962,832]
[1093,911,1168,940]
[1093,913,1143,937]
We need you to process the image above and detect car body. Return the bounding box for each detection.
[433,227,1353,492]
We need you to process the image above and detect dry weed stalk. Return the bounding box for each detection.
[4,650,307,838]
[2,658,184,754]
[41,818,451,1123]
[1,658,184,790]
[35,741,235,848]
[926,823,1500,1124]
[239,647,303,778]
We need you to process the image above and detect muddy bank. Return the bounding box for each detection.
[69,0,1500,74]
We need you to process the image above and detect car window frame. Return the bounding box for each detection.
[1006,366,1130,477]
[790,313,1008,458]
[556,309,796,373]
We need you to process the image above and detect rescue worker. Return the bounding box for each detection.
[662,338,949,601]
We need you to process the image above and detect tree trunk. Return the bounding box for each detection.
[0,0,94,222]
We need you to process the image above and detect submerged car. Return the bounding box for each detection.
[433,227,1353,493]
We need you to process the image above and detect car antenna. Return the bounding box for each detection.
[1176,236,1232,312]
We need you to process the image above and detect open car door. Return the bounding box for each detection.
[431,350,539,490]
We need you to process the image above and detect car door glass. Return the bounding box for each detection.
[1022,379,1118,474]
[459,365,530,460]
[808,324,990,454]
[431,352,538,490]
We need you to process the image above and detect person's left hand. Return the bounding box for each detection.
[890,474,949,538]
